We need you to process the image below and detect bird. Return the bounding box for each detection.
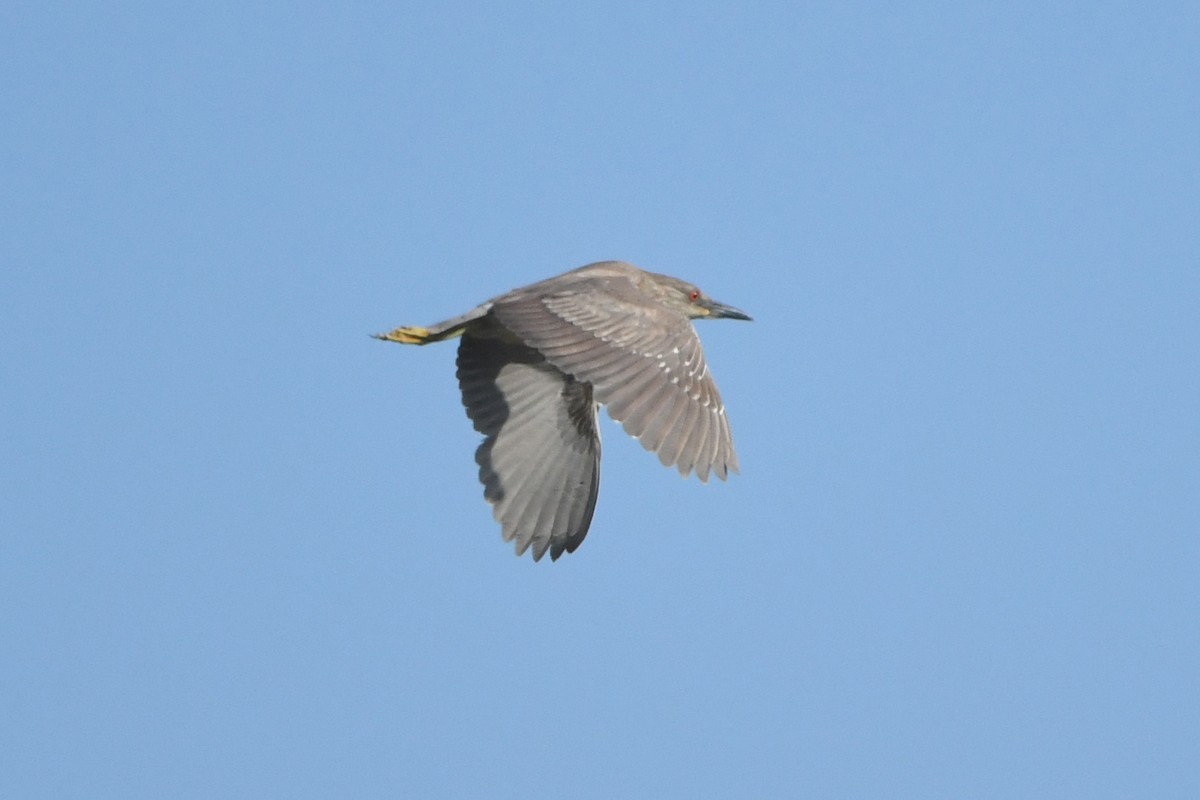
[374,260,750,561]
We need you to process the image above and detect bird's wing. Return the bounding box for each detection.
[491,285,738,482]
[456,331,601,561]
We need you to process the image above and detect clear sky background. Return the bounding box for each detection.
[3,2,1198,798]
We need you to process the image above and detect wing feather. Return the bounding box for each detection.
[456,331,600,560]
[491,285,737,480]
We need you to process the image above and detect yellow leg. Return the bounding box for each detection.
[372,325,433,344]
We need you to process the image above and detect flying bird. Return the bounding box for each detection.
[375,260,750,560]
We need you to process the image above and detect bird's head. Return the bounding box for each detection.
[657,275,752,322]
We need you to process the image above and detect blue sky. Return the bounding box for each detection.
[3,2,1198,797]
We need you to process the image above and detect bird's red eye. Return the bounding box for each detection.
[689,290,700,302]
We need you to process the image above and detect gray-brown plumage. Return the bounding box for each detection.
[375,260,750,561]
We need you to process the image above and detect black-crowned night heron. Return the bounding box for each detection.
[375,260,750,561]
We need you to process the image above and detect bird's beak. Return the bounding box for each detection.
[704,298,752,321]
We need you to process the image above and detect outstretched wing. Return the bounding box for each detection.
[456,330,601,561]
[491,281,738,482]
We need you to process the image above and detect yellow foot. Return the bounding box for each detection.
[372,325,433,344]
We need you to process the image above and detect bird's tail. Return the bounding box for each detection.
[373,303,492,345]
[373,325,442,344]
